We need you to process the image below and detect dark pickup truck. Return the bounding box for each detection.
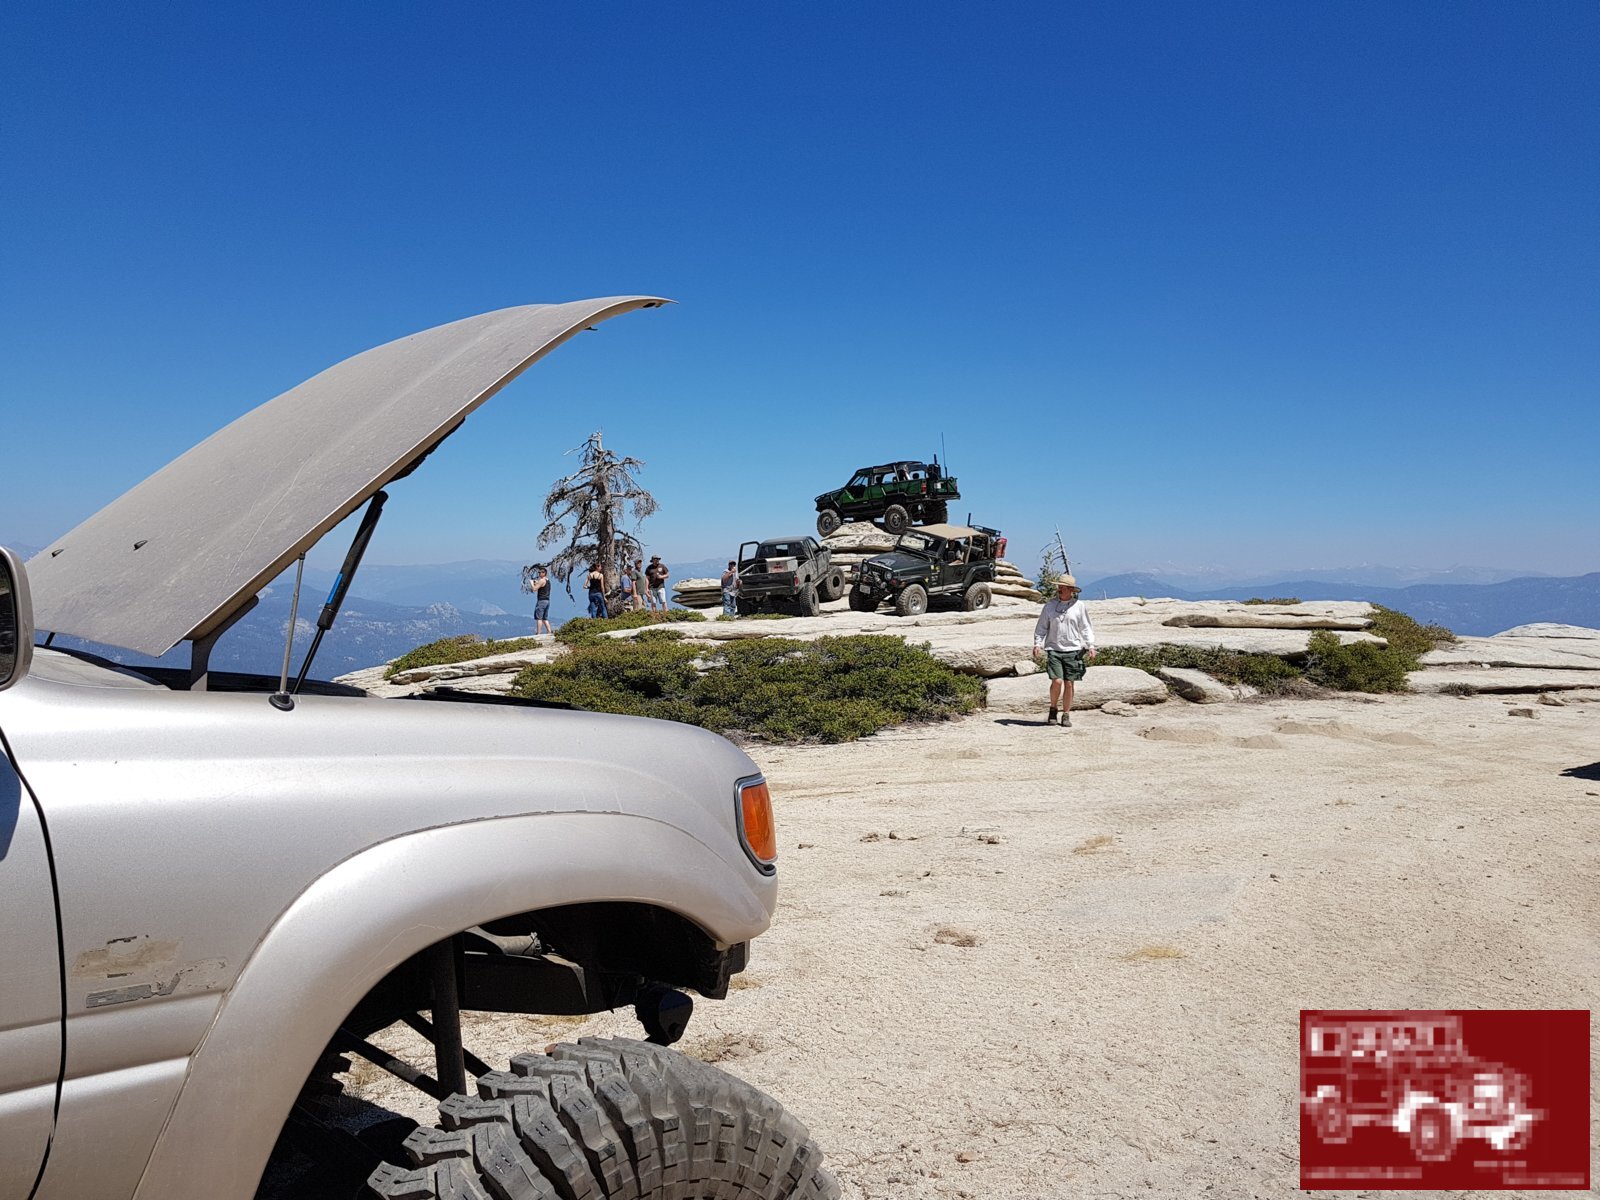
[735,536,847,616]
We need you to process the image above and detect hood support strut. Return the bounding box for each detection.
[291,490,387,694]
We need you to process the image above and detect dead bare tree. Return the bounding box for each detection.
[537,431,659,601]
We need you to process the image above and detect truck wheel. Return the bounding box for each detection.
[736,598,760,617]
[962,583,992,611]
[366,1037,840,1200]
[797,584,820,617]
[1408,1104,1458,1162]
[894,584,928,617]
[927,501,948,524]
[817,569,845,602]
[848,588,876,612]
[881,504,910,535]
[816,509,842,537]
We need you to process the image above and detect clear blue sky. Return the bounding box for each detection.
[3,2,1596,582]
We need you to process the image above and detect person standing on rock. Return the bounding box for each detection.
[530,564,553,636]
[585,562,607,619]
[721,560,739,616]
[1033,575,1096,727]
[646,555,670,612]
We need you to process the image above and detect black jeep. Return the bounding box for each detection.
[736,536,847,616]
[849,523,1000,616]
[814,458,959,536]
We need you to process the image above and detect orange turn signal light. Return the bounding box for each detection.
[738,778,778,869]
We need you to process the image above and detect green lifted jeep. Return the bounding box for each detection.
[814,458,959,536]
[736,535,847,616]
[849,523,1001,616]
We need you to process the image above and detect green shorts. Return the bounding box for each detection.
[1044,649,1088,681]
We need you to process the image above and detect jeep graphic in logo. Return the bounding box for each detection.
[1299,1010,1589,1190]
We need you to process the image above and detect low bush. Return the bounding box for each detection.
[1093,643,1304,694]
[1242,596,1301,606]
[1302,631,1411,692]
[556,608,706,646]
[1301,606,1456,693]
[509,634,985,743]
[385,634,545,679]
[1438,681,1477,696]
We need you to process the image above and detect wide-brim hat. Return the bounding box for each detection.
[1056,575,1080,590]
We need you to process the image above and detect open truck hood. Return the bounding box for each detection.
[28,297,667,657]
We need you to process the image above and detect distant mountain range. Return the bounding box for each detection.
[1078,572,1600,636]
[9,533,1595,673]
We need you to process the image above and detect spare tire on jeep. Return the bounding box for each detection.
[368,1038,840,1200]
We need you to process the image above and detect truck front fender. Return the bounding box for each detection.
[133,808,773,1200]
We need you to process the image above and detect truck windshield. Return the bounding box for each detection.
[759,542,806,559]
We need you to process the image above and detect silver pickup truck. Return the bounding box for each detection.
[0,299,837,1200]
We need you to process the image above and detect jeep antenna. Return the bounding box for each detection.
[940,432,948,476]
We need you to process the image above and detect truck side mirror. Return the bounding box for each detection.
[0,547,34,692]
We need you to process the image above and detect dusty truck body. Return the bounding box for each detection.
[0,300,837,1200]
[734,537,846,617]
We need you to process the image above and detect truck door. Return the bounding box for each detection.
[0,740,63,1198]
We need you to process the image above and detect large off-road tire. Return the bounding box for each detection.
[848,588,876,613]
[925,501,948,525]
[962,583,992,612]
[894,584,928,617]
[736,597,761,617]
[796,584,821,617]
[367,1037,839,1200]
[815,509,842,537]
[880,504,910,535]
[816,569,845,602]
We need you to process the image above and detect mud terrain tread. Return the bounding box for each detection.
[371,1039,836,1199]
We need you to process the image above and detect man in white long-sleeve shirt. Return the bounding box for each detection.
[1032,575,1096,726]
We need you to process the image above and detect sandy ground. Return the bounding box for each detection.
[346,687,1599,1198]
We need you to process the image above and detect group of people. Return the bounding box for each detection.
[601,556,671,617]
[520,555,674,632]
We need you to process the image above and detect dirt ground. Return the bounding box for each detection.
[353,689,1599,1199]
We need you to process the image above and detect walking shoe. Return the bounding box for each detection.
[1061,712,1073,728]
[1046,708,1059,725]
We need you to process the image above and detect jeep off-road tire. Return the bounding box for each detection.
[894,584,928,617]
[796,584,821,617]
[847,588,876,613]
[962,583,992,612]
[817,569,845,602]
[926,501,948,525]
[815,509,842,537]
[366,1037,839,1200]
[880,504,910,535]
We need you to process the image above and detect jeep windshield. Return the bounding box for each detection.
[893,532,938,556]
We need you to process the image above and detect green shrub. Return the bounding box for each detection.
[1242,596,1301,606]
[385,634,545,679]
[509,633,985,743]
[1093,643,1305,695]
[1438,681,1477,696]
[1302,630,1411,692]
[1366,605,1455,658]
[556,608,706,646]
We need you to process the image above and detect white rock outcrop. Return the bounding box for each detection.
[986,665,1169,712]
[1157,666,1237,704]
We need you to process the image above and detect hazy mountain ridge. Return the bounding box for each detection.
[1079,571,1600,637]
